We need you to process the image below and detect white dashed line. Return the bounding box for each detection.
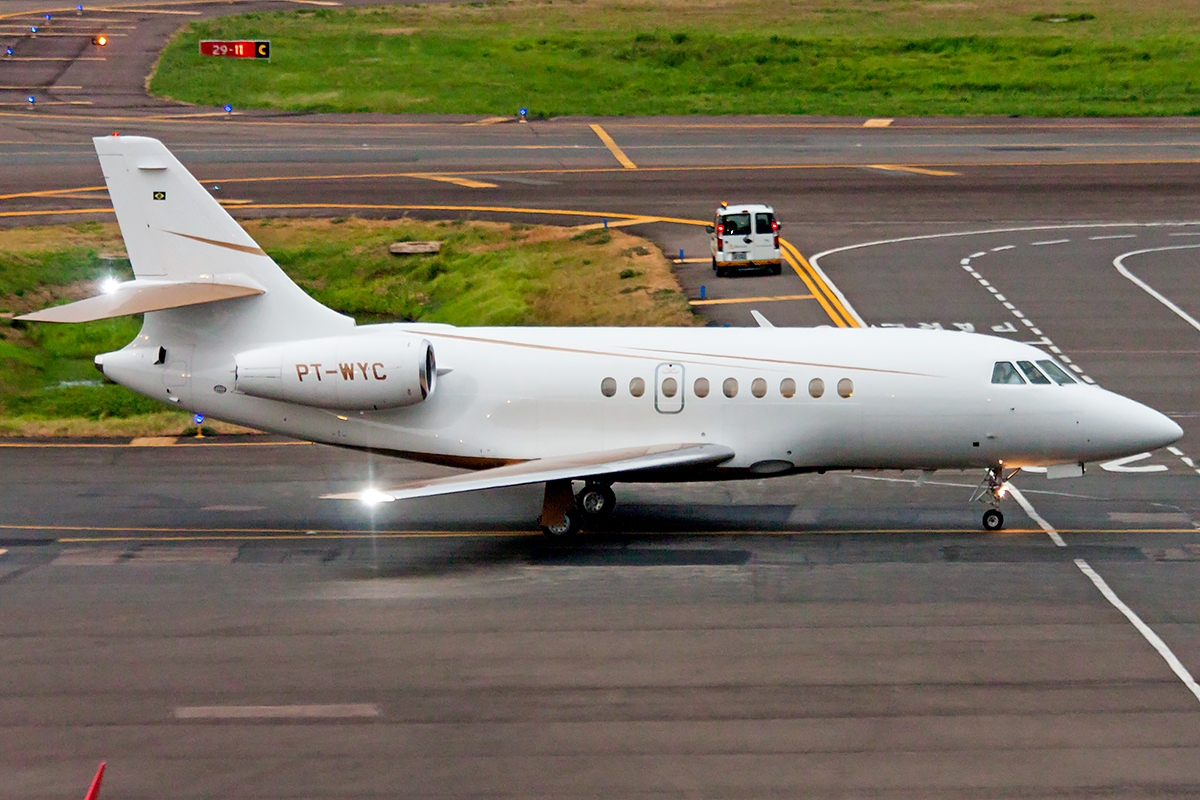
[956,243,1096,383]
[1074,558,1200,706]
[1164,446,1200,475]
[1090,234,1137,241]
[1168,232,1200,237]
[1030,239,1071,246]
[175,704,382,719]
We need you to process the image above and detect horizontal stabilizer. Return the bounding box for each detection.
[16,277,265,323]
[323,442,735,502]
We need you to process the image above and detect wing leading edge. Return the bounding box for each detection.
[323,442,735,502]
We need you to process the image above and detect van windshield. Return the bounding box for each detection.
[755,212,775,234]
[721,214,751,236]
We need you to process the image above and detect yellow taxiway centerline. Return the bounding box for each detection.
[589,123,638,170]
[690,294,815,306]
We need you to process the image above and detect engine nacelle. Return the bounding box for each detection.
[234,334,435,411]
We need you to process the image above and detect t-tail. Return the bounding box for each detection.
[18,135,354,409]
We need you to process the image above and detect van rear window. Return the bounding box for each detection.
[721,214,751,236]
[755,213,775,234]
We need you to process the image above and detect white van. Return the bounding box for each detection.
[707,203,782,277]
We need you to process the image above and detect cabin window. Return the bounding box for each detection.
[780,378,796,398]
[600,377,616,397]
[837,378,854,398]
[723,377,739,398]
[1017,361,1052,385]
[991,362,1025,384]
[1037,359,1077,385]
[694,377,710,398]
[751,378,767,398]
[809,378,824,398]
[661,377,678,398]
[629,377,646,397]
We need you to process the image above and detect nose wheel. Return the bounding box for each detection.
[970,465,1018,531]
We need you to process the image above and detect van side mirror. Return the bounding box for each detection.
[705,225,714,234]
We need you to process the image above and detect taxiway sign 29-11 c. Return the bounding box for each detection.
[19,136,1184,534]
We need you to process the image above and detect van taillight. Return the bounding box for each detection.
[771,220,779,233]
[717,236,723,251]
[774,235,779,249]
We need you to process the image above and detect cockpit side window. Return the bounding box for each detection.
[1037,359,1078,385]
[991,361,1025,384]
[1017,361,1052,385]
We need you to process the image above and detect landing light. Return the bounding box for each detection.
[92,34,107,46]
[360,488,395,506]
[100,276,120,294]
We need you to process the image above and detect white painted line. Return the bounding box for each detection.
[1030,239,1071,246]
[1059,355,1073,363]
[960,258,972,265]
[1168,446,1185,456]
[1113,246,1200,334]
[1090,234,1137,240]
[994,294,1007,302]
[1069,364,1084,373]
[174,704,381,719]
[1049,345,1062,353]
[991,245,1015,251]
[1184,457,1196,468]
[1006,484,1066,546]
[1031,328,1043,335]
[970,251,987,258]
[1168,232,1200,237]
[987,286,999,293]
[1021,318,1036,326]
[1074,558,1200,706]
[1012,310,1026,318]
[1003,302,1015,310]
[978,279,991,287]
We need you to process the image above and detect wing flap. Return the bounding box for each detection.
[16,278,265,323]
[323,442,735,502]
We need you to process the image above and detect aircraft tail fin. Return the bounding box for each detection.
[83,762,105,800]
[89,135,349,341]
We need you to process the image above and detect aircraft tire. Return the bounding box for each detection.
[982,509,1004,531]
[577,484,616,518]
[542,510,580,539]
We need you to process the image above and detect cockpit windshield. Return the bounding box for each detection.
[992,359,1079,386]
[991,361,1025,384]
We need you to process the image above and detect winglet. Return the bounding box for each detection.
[84,763,105,800]
[750,310,774,328]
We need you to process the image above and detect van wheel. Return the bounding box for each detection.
[716,265,730,278]
[711,258,718,272]
[770,264,782,276]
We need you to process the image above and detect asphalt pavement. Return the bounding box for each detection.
[2,2,1200,798]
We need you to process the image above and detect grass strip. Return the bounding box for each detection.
[2,218,694,435]
[150,1,1200,117]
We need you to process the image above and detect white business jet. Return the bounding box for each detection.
[19,136,1183,535]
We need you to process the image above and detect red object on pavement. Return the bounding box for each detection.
[84,763,105,800]
[199,40,270,59]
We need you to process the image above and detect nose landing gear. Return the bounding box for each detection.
[970,465,1018,531]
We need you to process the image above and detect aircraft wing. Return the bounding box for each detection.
[323,442,735,502]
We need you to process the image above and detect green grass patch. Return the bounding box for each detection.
[2,218,694,434]
[149,1,1200,117]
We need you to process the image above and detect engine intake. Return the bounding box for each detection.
[234,334,436,411]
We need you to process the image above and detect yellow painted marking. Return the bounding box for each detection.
[128,436,177,447]
[867,164,959,177]
[0,525,1184,543]
[589,123,637,170]
[465,116,512,126]
[690,294,815,306]
[779,242,845,327]
[0,207,113,218]
[0,86,82,89]
[863,118,894,128]
[781,239,859,328]
[216,199,255,206]
[407,173,498,189]
[677,257,709,263]
[571,216,658,231]
[2,57,106,61]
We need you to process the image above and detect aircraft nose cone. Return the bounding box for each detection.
[1094,392,1183,456]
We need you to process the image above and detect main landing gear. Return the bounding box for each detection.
[539,480,616,538]
[970,465,1018,531]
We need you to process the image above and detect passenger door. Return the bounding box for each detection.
[654,363,684,414]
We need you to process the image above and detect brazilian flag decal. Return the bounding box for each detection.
[153,191,166,201]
